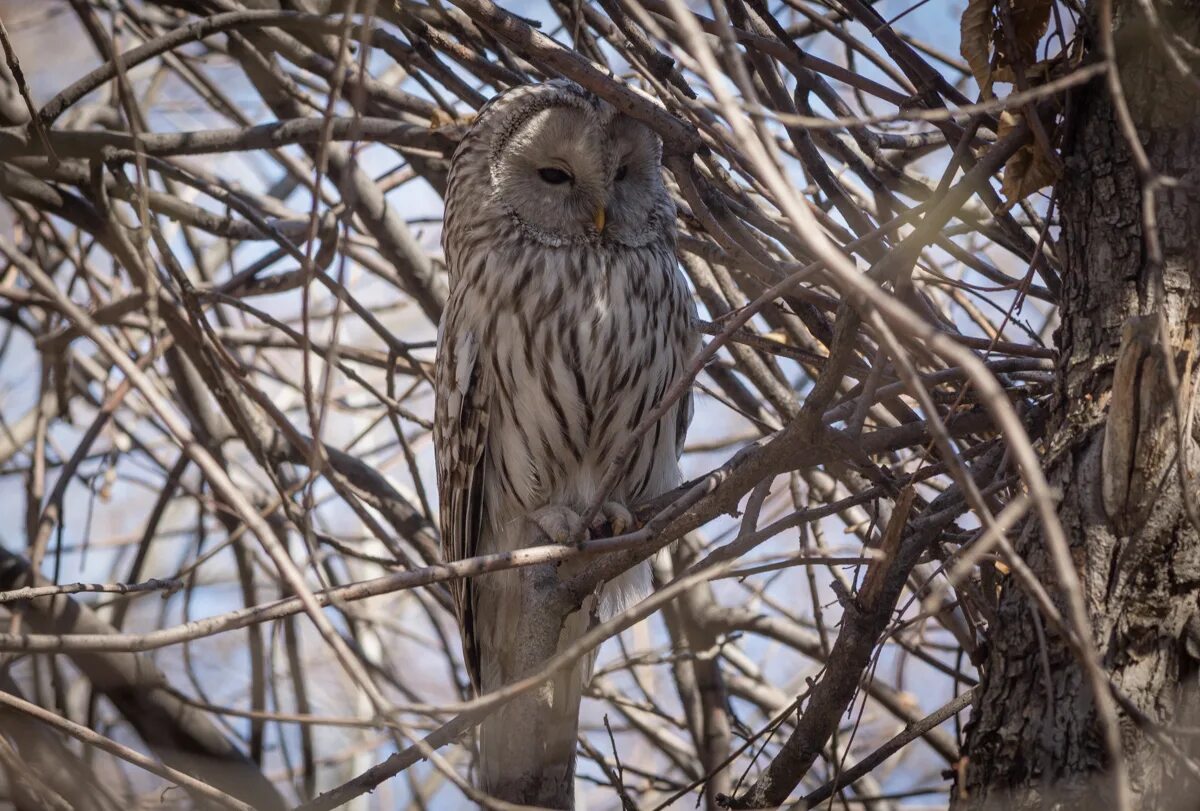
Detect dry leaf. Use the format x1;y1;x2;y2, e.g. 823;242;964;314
998;111;1059;202
1003;0;1054;69
961;0;1054;96
995;111;1020;148
1002;145;1057;201
960;0;996;97
428;108;456;129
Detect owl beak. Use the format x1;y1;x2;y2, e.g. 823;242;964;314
592;206;606;233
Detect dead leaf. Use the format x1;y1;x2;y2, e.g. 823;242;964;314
960;0;996;97
428;108;456;129
961;0;1054;95
1002;0;1054;70
1004;144;1057;201
997;111;1059;202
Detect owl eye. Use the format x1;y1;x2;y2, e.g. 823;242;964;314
537;167;573;185
615;164;629;182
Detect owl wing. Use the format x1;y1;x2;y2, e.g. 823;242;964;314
675;315;700;462
676;385;694;462
434;324;490;687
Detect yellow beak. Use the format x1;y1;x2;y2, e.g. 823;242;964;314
593;206;606;233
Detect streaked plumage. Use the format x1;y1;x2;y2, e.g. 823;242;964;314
434;80;695;803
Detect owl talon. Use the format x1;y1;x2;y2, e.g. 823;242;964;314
591;502;634;536
529;505;585;545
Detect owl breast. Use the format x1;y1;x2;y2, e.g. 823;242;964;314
457;233;693;550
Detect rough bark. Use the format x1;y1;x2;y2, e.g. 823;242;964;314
956;2;1200;808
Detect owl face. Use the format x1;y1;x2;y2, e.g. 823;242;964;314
483;82;673;248
604;115;671;247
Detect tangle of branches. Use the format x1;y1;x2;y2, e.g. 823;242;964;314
0;0;1096;808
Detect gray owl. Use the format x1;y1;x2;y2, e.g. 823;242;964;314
434;80;696;804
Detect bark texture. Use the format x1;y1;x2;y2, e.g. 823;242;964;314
957;2;1200;808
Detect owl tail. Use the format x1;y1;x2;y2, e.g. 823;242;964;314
476;607;596;810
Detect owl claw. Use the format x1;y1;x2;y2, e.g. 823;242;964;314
591;502;634;536
529;505;585;545
528;502;634;544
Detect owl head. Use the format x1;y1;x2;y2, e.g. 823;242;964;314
465;80;674;248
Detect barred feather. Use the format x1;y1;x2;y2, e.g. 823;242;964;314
434;80;695;803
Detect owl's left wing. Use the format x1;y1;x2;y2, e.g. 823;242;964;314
675;315;700;462
434;325;490;687
675;383;694;462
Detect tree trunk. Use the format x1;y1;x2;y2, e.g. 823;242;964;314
956;2;1200;808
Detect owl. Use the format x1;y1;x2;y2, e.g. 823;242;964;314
435;80;696;804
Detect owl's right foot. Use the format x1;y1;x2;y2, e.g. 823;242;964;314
529;505;585;545
590;502;633;536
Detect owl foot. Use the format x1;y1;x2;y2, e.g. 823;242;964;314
591;502;634;536
529;505;585;545
528;502;634;545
